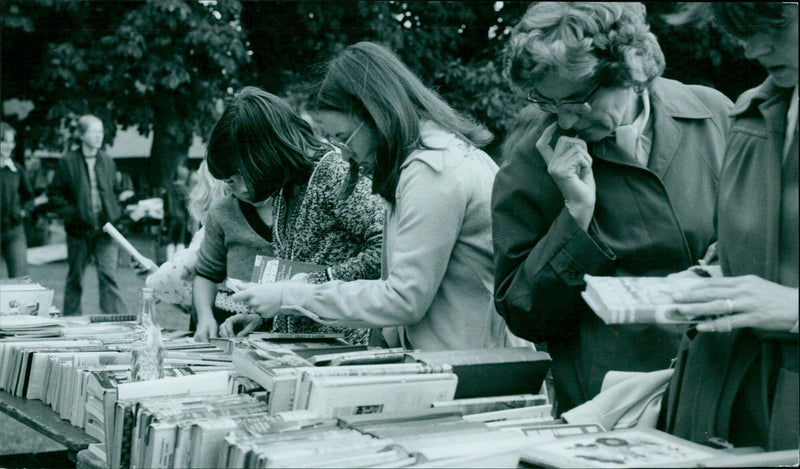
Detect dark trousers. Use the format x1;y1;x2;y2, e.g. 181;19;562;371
64;232;128;316
1;224;28;278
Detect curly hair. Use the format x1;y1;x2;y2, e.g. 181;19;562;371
503;2;665;92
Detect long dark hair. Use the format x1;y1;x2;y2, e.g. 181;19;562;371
312;41;492;205
206;86;330;202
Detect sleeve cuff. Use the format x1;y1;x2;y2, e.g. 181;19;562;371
548;210;616;286
195;271;225;284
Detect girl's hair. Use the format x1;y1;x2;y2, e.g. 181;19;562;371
187;160;227;225
205;86;331;202
711;3;795;38
312;41;492;205
503;2;665;92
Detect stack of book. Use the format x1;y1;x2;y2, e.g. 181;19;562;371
341;409;531;468
0;278;55;316
0;314;63;338
108;370;232;469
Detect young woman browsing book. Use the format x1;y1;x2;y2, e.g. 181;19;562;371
229;42;511;351
193;86;384;345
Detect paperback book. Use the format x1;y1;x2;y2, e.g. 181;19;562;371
582;275;725;325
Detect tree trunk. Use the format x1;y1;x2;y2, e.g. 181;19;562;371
148;120;190;194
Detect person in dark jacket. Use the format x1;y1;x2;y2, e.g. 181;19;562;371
492;2;733;414
49;115;128;316
1;122;34;278
662;2;798;451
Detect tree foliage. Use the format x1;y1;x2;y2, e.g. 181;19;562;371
2;0;250;188
2;0;765;173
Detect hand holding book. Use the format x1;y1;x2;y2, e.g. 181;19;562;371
669;275;799;333
583;274;799;332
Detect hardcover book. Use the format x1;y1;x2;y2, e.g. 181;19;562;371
404;347;551;399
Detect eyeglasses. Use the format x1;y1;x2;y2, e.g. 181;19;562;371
526;82;602;114
329;122;364;153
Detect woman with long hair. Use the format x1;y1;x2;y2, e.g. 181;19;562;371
230;42;510;351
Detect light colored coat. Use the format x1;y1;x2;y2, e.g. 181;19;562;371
280;121;508;351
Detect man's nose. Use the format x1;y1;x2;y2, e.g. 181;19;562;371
557;109;581;130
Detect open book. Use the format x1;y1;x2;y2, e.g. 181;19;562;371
581;275;722;325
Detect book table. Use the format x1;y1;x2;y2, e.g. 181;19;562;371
0;390;98;467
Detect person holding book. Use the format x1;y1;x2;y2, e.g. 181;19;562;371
492;2;733;414
229;41;510;351
194;86;384;345
660;3;798;451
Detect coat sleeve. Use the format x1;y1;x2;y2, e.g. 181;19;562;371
17;164;35;215
279;157;465;329
194;205;228;283
492;126;616;343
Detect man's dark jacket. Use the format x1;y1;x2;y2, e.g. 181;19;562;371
49;150;121;237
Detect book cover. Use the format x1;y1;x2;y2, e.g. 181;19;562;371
404;347;551;399
250;254;326;283
519;427;726;468
294;363;453;411
304;372;458;418
431;393;548;415
582;275;725;325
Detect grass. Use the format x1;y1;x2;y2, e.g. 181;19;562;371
0;226;189;455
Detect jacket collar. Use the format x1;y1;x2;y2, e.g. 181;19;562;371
399;121;454;173
647;78;714;176
592;78;712;175
649;77;714;120
730;77;793;133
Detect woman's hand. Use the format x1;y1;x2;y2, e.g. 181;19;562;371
290;272;310;283
670;275;799;332
231;283;284;318
193;318;218;342
219;313;264;338
667;264;723;279
547;136;596;230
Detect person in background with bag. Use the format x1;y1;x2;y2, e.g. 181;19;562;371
48;114;128;316
193;86;384;345
661;2;798;451
1;121;34;278
229;42;511;351
492;2;733;414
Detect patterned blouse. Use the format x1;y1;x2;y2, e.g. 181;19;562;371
268;151;384;345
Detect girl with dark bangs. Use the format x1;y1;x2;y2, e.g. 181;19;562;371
193;86;384;345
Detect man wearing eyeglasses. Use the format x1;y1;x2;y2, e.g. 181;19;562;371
491;2;735;415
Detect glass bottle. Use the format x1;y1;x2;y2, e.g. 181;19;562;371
131;287;164;381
